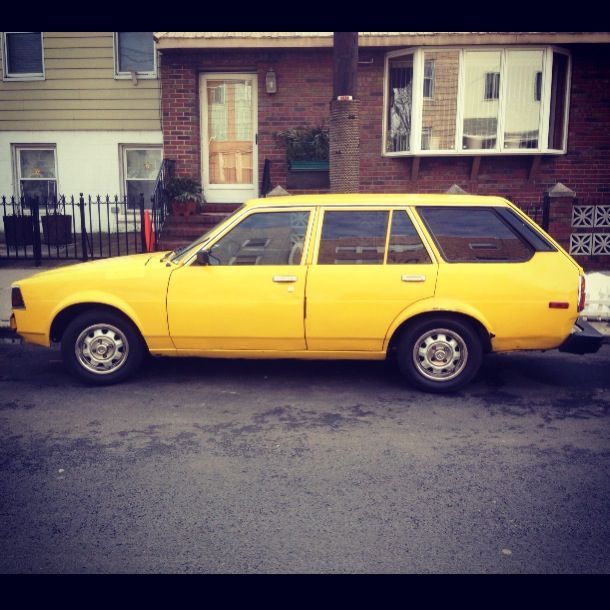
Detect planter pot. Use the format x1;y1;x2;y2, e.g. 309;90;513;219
171;200;199;216
286;160;330;189
41;214;73;246
288;160;330;171
3;215;34;247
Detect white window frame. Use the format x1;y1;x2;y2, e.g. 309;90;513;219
382;45;571;157
119;144;163;210
2;32;45;81
113;32;157;80
12;144;58;201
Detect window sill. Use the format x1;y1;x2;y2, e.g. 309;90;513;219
114;72;158;80
383;149;566;158
2;75;45;82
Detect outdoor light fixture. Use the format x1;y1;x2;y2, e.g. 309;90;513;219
265;68;277;94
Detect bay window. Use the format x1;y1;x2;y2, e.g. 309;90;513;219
384;46;571;156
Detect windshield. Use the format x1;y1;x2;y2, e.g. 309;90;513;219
169;204;246;263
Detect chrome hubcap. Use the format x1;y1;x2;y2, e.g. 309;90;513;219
75;324;129;375
412;328;468;382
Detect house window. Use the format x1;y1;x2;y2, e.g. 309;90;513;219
14;146;57;204
423;59;435;99
534;71;542;102
484;72;500;100
2;32;44;80
121;146;162;209
384;46;571;155
421;127;432;150
114;32;156;78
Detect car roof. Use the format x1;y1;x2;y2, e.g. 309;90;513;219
243;193;511;208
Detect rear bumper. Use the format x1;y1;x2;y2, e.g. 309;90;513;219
558;317;606;355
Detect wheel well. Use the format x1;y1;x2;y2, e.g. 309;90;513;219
387;311;493;357
50;303;143;344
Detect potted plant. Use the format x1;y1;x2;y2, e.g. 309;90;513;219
3;197;34;248
275;125;330;189
163;177;205;216
41;196;73;246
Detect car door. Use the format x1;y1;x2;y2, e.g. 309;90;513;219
305;207;438;352
166;208;313;351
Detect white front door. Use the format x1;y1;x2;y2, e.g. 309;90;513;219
201;73;258;203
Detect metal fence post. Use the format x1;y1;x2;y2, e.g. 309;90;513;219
31;196;42;267
139;193;147;253
542;193;551;232
79;193;88;262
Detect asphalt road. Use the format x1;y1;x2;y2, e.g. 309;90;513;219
1;342;609;573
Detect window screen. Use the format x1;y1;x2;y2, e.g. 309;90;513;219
418;207;534;262
387;211;431;264
5;33;43;75
117;32;154;73
318;211;388;265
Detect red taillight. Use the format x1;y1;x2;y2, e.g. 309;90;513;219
577;275;586;312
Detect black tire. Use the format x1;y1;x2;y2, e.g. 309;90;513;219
396;316;483;393
60;308;146;385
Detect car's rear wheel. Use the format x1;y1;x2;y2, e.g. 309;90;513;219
61;309;146;385
396;316;483;393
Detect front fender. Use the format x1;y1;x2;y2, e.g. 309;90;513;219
382;297;495;350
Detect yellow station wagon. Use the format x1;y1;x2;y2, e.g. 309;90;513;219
9;194;603;392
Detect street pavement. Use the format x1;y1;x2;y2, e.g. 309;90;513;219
1;341;609;573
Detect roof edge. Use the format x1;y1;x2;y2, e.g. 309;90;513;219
155;32;610;50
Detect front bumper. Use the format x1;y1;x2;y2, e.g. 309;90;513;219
558;317;606;355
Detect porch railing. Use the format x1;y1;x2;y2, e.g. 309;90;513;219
150;158;175;248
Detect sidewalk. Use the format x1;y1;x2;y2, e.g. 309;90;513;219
1;259;610;336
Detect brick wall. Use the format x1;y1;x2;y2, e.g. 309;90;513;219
160;44;610;266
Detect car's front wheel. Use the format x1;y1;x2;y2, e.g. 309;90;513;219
396;316;483;393
61;309;146;385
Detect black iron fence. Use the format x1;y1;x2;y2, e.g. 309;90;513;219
1;159;175;265
1;193;150;265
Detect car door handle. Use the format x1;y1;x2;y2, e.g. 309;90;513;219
273;275;298;283
401;274;426;282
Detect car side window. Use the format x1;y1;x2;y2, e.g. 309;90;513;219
318;211;389;264
205;211;310;265
417;207;535;262
387;211;432;264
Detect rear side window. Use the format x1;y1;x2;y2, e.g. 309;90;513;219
496;207;556;251
387;211;431;264
417;207;534;262
318;211;388;264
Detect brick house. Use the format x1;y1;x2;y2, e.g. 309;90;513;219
155;32;610;267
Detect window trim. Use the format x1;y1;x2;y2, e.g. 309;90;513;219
119;144;163;210
382;45;571;157
113;32;157;80
12;143;58;201
2;32;45;81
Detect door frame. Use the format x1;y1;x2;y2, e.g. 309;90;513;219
200;72;259;204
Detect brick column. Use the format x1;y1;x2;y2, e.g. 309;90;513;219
546;182;576;252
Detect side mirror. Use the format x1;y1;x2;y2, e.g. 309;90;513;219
196;250;211;266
